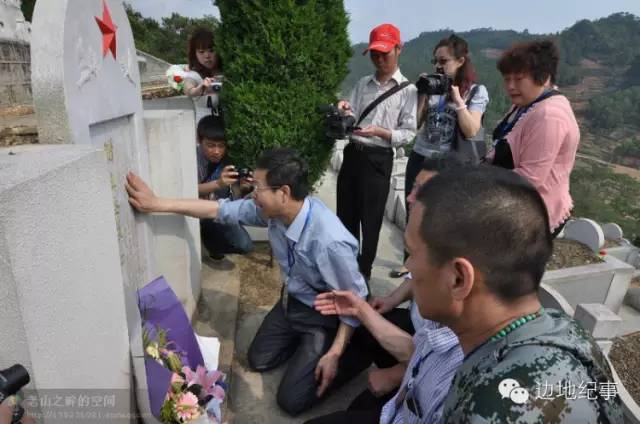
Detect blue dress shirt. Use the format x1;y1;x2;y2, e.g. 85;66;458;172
216;196;369;327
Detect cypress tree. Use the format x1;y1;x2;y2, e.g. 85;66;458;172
215;0;352;184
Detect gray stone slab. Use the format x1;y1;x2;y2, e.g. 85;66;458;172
542;255;634;313
0;145;131;420
574;303;622;339
563;218;604;253
624;288;640;312
31;1;159;419
603;223;624;241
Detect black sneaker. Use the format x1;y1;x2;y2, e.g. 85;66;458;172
209;252;225;260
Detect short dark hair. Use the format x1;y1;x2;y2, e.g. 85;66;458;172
256;149;309;201
421;153;466;174
197;114;226;143
415;166;552;301
497;39;559;85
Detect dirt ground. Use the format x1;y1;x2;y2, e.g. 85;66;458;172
610;332;640;407
141;84;180;100
236;242;282;315
547;239;604;271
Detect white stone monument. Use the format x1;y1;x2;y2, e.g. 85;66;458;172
563;218;605;253
144;108;202;317
31;0;158;420
602;223;624;241
0;145;131;422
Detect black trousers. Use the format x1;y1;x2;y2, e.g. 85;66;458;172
247;298;359;416
337;308;415;382
303;308;413;423
303;388;395;424
337;142;394;278
403;151;426;261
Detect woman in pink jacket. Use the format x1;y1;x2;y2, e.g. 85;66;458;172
489;40;579;236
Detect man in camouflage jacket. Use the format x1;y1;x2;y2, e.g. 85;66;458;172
404;166;623;423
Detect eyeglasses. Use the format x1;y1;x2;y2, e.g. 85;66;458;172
250;183;282;195
431;57;451;66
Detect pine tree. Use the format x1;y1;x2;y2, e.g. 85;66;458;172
215;0;352;184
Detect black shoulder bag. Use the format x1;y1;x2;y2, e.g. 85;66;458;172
452;84;486;164
354;80;412;128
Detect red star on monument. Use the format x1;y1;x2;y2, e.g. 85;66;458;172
95;0;117;59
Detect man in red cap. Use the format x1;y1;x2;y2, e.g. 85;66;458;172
337;23;417;282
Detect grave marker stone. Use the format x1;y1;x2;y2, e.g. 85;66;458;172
603;223;624;241
563;218;605;253
31;0;158;419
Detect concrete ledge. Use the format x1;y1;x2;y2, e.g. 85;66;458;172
192;256;242;419
143;95;195;112
539;283;575;316
573;303;622;339
542;255;635;313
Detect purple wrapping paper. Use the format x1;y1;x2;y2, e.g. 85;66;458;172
138;276;205;417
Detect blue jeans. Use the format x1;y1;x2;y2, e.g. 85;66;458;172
200;219;253;256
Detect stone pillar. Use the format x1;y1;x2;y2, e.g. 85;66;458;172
31;1;160;420
144;108;201;318
0;145;131;422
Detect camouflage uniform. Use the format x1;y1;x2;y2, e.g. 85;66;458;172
441;309;623;423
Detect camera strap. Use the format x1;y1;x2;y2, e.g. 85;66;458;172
356;81;411;127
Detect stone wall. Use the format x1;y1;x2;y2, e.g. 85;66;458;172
0;0;32;107
0;41;31;107
137;49;171;85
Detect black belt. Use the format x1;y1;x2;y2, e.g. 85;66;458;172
348;140;393;153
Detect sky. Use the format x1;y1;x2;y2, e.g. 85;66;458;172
127;0;640;44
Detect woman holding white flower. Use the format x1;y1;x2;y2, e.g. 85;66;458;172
183;28;224;122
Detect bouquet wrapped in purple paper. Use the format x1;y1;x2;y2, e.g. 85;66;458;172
138;276;226;423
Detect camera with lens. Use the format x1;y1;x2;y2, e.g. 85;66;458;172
236;167;252;180
0;365;30;423
317;104;358;140
415;72;452;96
211;81;222;92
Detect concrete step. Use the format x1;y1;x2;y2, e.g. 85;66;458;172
192;255;243;419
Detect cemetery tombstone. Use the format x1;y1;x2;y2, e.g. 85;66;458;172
31;0;158;419
563;218;605;253
603;223;624;241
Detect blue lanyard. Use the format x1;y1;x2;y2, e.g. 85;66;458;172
493;89;558;141
205;162;223;183
411;350;433;379
436;96;447;114
286;202;314;276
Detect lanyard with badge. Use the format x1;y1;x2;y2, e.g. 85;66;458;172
490;89;560;169
429;96;448;145
282;202;314;313
393;350;433;419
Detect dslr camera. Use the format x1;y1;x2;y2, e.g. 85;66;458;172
416;72;452;96
236;167;252;180
317;104;358;140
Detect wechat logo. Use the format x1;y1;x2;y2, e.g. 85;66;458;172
498;379;530;404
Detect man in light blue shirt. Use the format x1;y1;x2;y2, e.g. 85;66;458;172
126;148;368;416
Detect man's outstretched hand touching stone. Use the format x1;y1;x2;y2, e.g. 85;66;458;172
125;172;160;213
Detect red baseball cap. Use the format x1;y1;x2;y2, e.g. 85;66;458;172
362;23;401;55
